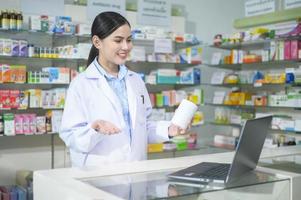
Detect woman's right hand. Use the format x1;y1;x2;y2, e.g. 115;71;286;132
91;120;121;135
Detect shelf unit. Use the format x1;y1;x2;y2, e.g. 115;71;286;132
0;29;202;172
206;34;301;149
210;35;301;50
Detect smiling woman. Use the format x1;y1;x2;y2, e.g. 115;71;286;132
59;11;189;168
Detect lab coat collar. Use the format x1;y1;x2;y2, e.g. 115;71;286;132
85;58;134;79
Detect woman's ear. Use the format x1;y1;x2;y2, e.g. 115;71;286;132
92;35;102;49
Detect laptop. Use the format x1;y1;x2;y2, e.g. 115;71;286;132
168;115;272;184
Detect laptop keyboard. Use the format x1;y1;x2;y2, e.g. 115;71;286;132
198;162;231;179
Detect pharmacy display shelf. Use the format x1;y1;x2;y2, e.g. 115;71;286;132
0;132;58;137
0;29;202;48
208;121;242;127
0;28;89;38
0;55;87;63
147;144;219;159
132;38;201;49
208;120;301;135
209;35;301;50
126;60;200;68
205;59;301;70
1;83;69;90
0;28;204;170
209;143;235;150
209;83;301;88
0;56;199;68
146;83;200;92
148;145;204;154
0;107;64;112
206;103;301;110
269;129;301;136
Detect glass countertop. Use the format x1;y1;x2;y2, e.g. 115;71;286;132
80;168;288;200
259;154;301;174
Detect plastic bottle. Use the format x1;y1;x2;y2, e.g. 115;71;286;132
16;11;23;30
1;10;9;30
46;116;52;133
0;10;3;29
27;44;34;57
9;10;17;30
0;115;4;135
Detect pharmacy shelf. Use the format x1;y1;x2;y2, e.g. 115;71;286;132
205;59;301;69
146;83;200;92
148;145;204;154
126;61;200;69
0;132;57;137
1;83;69;89
209;35;301;50
0;56;200;67
133;38;201;49
208;121;301;136
209;83;301;88
0;28;89;38
0;28;201;49
0;108;64;112
209;143;235;150
209;121;242;127
0;55;87;63
269;129;301;135
206;103;301;110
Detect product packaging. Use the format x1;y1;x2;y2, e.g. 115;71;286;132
171;99;198;129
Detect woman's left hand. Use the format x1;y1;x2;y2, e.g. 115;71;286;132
168;123;191;137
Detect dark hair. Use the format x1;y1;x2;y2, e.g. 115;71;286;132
87;12;131;67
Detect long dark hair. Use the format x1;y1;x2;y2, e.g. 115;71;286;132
87;12;131;67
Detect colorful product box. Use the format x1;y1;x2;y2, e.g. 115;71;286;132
284;40;291;60
18;90;29;109
180;68;201;84
269;41;276;61
3;39;12;56
36;116;46;134
2;64;11;82
4;113;15;136
29;114;37;135
0;64;2;82
10;65;26;83
12;40;19;56
29;15;42;31
19;40;28;57
54;16;72;33
0;39;4;55
14;114;23;134
1;90;10;109
291;40;299;60
278;41;284;60
10;90;20;109
299;41;301;59
22;114;30;135
28;89;42;108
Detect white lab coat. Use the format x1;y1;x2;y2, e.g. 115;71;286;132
60;62;170;167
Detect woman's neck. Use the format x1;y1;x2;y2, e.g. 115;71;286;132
98;57;119;77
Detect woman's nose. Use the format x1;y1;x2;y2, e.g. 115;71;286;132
121;41;131;50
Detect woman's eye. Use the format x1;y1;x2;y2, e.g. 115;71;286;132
115;40;122;43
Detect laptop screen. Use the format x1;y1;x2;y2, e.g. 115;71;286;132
226;115;272;183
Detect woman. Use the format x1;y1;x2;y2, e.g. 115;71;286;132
60;12;187;167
